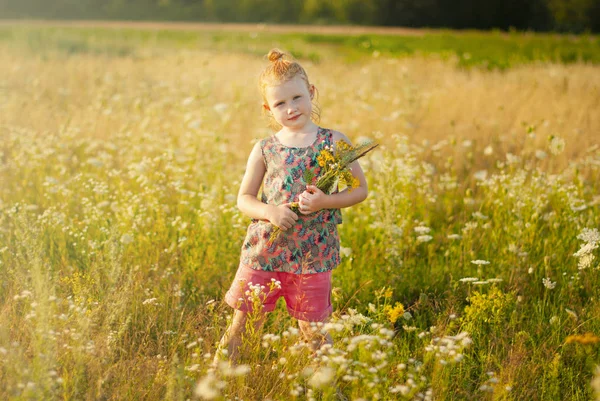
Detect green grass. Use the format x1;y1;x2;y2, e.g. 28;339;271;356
1;24;599;68
304;30;600;68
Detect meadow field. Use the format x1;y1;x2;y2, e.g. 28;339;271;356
0;23;599;400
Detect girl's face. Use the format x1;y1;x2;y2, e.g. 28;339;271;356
264;75;314;131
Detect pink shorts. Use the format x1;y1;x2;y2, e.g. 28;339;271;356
224;264;332;322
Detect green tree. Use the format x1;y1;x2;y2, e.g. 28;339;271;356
547;0;596;32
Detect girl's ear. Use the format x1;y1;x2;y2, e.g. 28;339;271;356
309;85;315;99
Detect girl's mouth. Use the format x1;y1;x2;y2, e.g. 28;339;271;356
288;114;300;121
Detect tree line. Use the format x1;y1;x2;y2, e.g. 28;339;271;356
1;0;598;33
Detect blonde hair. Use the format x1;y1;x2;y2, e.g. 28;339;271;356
259;48;321;127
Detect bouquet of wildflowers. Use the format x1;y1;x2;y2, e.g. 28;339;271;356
268;139;379;245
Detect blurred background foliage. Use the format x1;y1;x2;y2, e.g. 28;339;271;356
1;0;599;33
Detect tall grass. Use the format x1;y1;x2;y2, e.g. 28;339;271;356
0;27;599;400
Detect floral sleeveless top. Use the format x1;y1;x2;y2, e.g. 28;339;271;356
239;127;342;274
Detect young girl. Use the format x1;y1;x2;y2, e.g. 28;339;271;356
215;48;368;363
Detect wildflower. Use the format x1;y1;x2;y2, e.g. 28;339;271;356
459;277;479;283
483;145;493;156
346;311;370;326
472;212;488;220
384;302;405;324
463;222;478;232
506;153;521;165
416;235;433;243
340;246;353;258
185;364;200;372
542;278;556;289
574;242;598;258
565;332;600;345
474;170;488;181
316;148;335;169
195;373;224;400
223;364;251;377
548;135;565;155
414;226;431;234
268;278;282;289
308;366;335;388
390;385;411;395
565;308;578;319
577;228;600;245
578;254;596;270
471;260;490;265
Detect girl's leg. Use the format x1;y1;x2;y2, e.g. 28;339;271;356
297;319;333;353
214;309;266;366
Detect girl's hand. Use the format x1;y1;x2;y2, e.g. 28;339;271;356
267;203;298;230
298;185;328;215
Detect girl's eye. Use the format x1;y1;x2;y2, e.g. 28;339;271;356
274;102;283;107
294;96;301;100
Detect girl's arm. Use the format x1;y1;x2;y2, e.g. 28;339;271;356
298;131;368;214
237;142;298;230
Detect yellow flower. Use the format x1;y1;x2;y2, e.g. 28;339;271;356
316;149;335;168
384;302;405;324
349;174;359;189
336;140;353;153
340;169;359;191
565;332;600;345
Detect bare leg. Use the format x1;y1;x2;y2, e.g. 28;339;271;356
298;319;333;354
213;309;265;366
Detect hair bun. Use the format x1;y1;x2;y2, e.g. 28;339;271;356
267;49;285;63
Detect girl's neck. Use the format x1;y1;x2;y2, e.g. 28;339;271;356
278;121;319;137
275;124;320;148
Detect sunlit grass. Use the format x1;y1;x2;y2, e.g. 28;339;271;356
1;23;599;68
0;25;599;400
